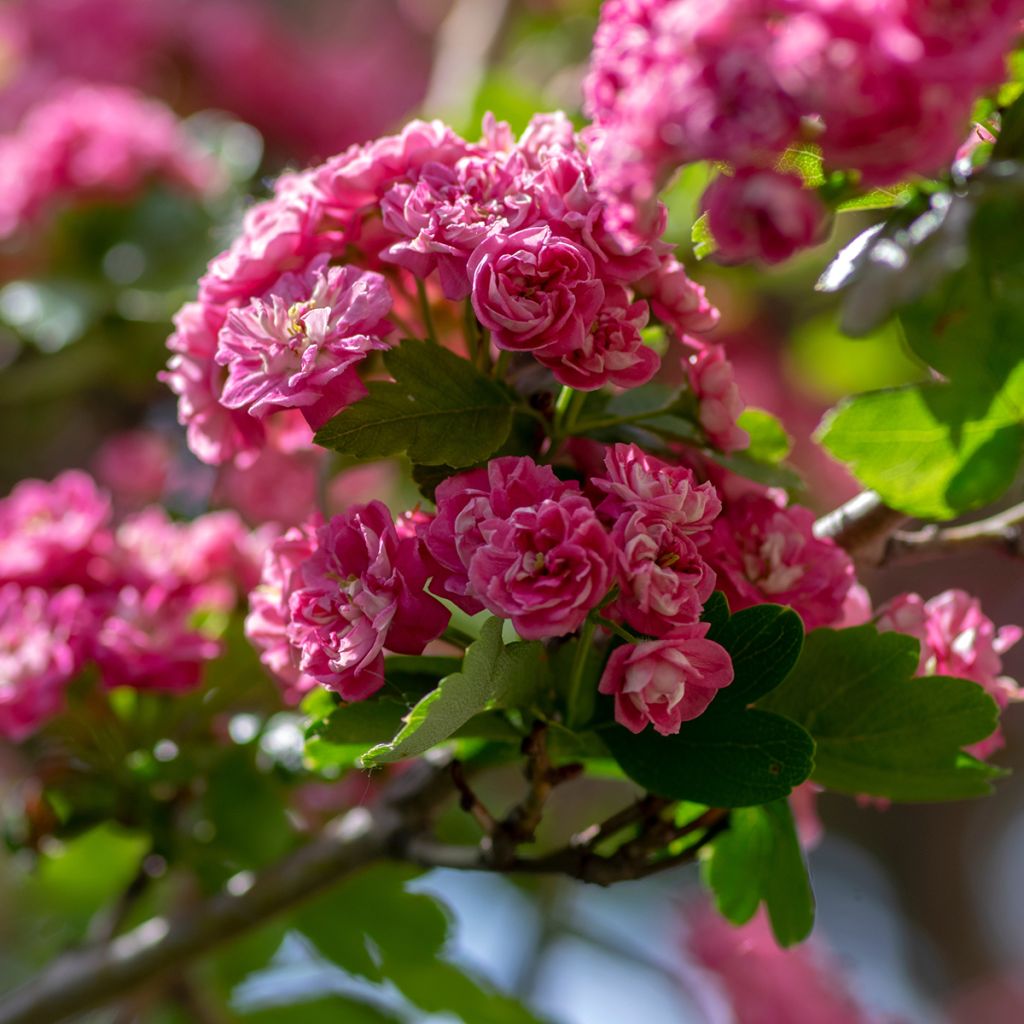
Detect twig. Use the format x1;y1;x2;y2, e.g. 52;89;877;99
813;491;910;559
450;760;499;834
882;499;1024;565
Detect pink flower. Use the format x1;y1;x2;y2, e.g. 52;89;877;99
215;443;322;527
92;430;174;511
93;584;221;693
217;255;392;429
245;522;320;704
288;502;450;701
425;456;574;614
0;584;87;740
161;301;266;466
537;285;659;391
636;256;719;338
0;470;112;588
687;343;750;454
595;443;722;528
877;589;1022;759
380;154;536;300
599;622;733;735
467;492;614;640
704;492;854;630
686;904;889;1024
608;511;716;636
701;168;829;265
469;225;605;357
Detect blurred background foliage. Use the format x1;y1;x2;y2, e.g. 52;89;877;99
1;2;1023;1022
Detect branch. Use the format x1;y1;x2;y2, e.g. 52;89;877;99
881;500;1024;565
0;756;454;1024
813;490;910;559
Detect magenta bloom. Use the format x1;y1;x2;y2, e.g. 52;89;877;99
609;511;716;636
637;255;719;338
538;285;659;391
467;492;613;640
381;155;536;300
92;430;173;512
599;622;733;736
877;589;1022;759
93;584;221;694
686;343;750;453
0;470;112;588
703;492;854;630
595;443;721;529
245;523;321;704
288;501;450;701
217;255;392;429
469;225;605;357
425;456;575;614
0;584;87;741
701;168;829;266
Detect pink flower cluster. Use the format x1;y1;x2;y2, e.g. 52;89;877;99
0;471;263;741
246;502;450;704
584;0;1024;259
703;487;855;631
164;113;717;466
877;589;1022;759
0;84;218;240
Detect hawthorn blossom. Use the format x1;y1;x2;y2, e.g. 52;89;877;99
704;491;854;630
538;285;659;391
288;502;450;701
599;623;733;735
637;256;719;338
425;456;574;614
467;492;614;640
595;443;722;528
0;584;87;740
245;523;320;704
217;256;393;429
700;168;829;265
468;225;605;356
0;470;112;588
686;343;750;453
877;589;1022;758
608;511;716;635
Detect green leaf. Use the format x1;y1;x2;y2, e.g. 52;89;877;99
701;800;815;947
361;618;546;766
314;340;514;467
296;862;447;982
759;626;1002;800
736;408;792;464
691;212;716;260
600;605;813;807
308;699;408;746
820;379;1024;519
835;182;914;212
777;142;826;188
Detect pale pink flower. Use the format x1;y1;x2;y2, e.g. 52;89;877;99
877;589;1022;759
0;470;112;588
469;225;605;357
686;903;890;1024
599;622;733;735
608;510;716;636
687;343;750;454
92;430;174;511
701;168;829;265
0;584;88;740
288;502;450;701
595;443;722;529
467;492;614;640
538;285;659;391
425;456;575;614
217;255;392;429
245;522;320;704
704;492;854;630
